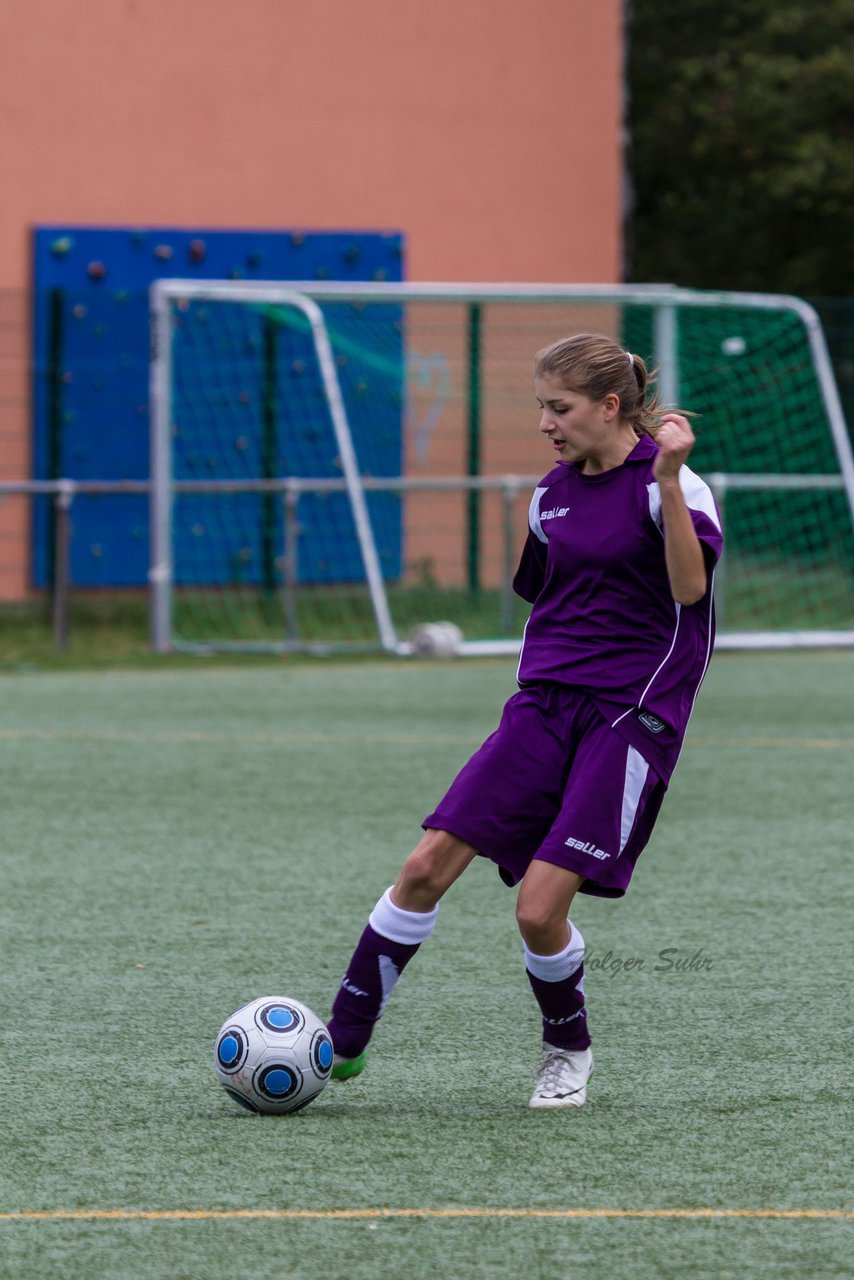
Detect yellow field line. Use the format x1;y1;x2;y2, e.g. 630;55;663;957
0;1207;850;1222
0;728;851;749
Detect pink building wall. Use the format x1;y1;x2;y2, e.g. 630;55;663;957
1;0;623;598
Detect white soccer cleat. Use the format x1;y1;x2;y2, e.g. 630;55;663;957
529;1046;593;1109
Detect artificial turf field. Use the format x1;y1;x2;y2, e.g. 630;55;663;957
0;652;851;1279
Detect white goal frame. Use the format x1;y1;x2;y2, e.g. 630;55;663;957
150;284;397;652
149;281;854;654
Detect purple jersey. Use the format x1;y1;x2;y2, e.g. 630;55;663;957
513;434;723;783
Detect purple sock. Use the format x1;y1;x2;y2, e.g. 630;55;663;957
524;926;592;1051
328;888;438;1058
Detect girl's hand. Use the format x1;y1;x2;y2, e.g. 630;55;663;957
653;414;695;482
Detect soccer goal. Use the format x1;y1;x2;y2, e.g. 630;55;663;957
149;281;854;654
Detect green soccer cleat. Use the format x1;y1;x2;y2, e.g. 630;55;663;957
331;1051;367;1082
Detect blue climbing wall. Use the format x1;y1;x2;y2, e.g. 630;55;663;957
32;226;404;588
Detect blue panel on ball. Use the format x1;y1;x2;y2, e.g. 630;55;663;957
267;1007;296;1030
217;1034;240;1066
263;1068;295;1096
317;1039;334;1070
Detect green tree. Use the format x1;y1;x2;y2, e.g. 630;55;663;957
626;0;854;294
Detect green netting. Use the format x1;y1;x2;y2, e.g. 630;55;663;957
623;303;854;628
622;305;838;472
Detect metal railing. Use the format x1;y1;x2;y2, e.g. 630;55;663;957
2;475;541;650
2;470;851;652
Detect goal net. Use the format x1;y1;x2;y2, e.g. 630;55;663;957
149;282;854;653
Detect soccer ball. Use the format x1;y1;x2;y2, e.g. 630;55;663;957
214;995;334;1115
410;620;463;657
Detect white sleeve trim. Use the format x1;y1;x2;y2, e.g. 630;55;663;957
679;465;722;530
646;482;663;532
647;469;721;533
529;486;549;544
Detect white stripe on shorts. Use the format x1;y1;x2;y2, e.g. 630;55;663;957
619;746;650;855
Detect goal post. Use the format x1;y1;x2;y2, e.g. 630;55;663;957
149;281;854;654
150;283;397;652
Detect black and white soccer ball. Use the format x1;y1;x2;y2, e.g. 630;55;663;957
214;995;334;1115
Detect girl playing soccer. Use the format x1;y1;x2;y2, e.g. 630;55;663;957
327;332;723;1108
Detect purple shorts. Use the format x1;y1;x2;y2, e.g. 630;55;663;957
423;684;666;898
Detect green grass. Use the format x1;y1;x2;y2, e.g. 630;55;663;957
0;654;851;1278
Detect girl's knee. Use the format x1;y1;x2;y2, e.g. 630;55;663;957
515;892;559;941
516;862;583;949
394;830;475;910
398;846;442;898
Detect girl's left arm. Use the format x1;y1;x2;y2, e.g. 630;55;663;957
654;414;709;606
